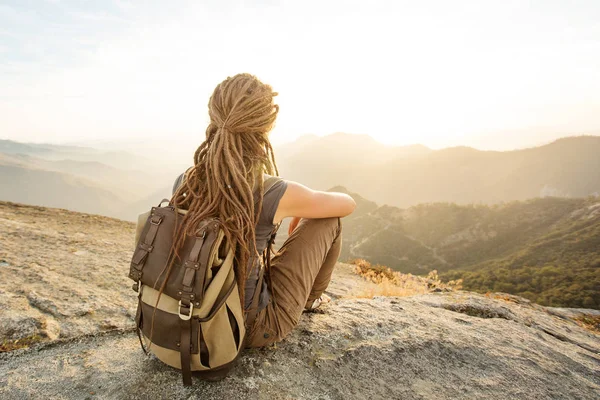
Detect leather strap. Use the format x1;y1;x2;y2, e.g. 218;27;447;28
130;214;163;280
157;198;170;207
245;266;265;329
244;175;281;329
178;230;207;386
178;231;207;316
199;326;210;367
134;298;148;355
245;220;280;332
180;318;192;386
181;234;206;294
264;223;281;324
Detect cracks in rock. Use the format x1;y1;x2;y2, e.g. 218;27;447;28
532;323;600;355
442;303;516;321
25;291;64;318
438;299;599;355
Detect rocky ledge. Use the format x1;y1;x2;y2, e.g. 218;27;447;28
1;201;599;399
1;287;599;399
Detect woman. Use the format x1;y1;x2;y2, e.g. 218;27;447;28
170;73;356;349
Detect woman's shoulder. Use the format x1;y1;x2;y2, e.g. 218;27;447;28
261;174;289;198
259;174;288;226
262;173;285;188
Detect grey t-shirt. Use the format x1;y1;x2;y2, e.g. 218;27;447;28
172;172;288;313
243;177;287;312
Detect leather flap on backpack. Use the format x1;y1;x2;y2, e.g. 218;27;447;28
134;210;151;251
134;214;223;302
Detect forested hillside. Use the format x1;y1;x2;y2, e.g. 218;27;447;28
338;189;600;308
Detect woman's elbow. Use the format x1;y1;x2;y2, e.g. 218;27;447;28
341;195;356;217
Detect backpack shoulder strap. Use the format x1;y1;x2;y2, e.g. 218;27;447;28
245;265;265;330
172;167;194;196
245;175;283;329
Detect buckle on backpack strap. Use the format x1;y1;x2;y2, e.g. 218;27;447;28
150;216;163;225
178;300;193;320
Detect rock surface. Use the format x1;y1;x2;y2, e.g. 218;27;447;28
1;201;599;399
0;202;137;345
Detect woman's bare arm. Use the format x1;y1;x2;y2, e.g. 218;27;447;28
273;181;356;224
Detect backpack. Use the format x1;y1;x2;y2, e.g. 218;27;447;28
129;175;280;385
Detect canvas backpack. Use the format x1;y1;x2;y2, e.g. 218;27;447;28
128;176;280;385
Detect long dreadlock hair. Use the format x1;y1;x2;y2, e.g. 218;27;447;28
156;73;279;313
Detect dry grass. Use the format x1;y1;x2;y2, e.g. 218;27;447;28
574;314;600;334
350;259;462;298
485;292;531;304
0;335;43;352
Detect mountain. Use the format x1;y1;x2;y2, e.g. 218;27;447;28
278;134;600;207
277;132;431;162
3;134;599;222
0;201;598;399
0;164;125;218
277;133;432;194
0;139;187;220
118;184;174;222
336;188;600;309
0;139;155;171
0;152;155;201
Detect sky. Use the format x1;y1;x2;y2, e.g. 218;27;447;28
1;0;600;150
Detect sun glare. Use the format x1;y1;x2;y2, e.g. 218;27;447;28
1;1;599;150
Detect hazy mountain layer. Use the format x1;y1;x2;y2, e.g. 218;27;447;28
0;164;125;218
278;135;600;207
0;140;184;220
0;152;156;202
2;135;599;221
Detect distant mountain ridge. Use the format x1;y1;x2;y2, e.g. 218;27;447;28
278;134;600;207
0;139;182;220
0;164;124;217
1;134;599;222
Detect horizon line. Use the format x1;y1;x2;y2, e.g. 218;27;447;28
2;131;600;153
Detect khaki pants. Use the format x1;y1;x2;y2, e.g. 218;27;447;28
246;217;342;348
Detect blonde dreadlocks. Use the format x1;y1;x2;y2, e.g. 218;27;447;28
161;73;279;309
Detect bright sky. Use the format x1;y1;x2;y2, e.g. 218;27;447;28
1;0;600;150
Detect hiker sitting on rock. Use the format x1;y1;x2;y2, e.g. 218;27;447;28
170;73;356;348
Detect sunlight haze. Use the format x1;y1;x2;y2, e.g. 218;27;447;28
1;0;600;150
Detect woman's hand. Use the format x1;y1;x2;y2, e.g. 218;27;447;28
288;216;302;235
